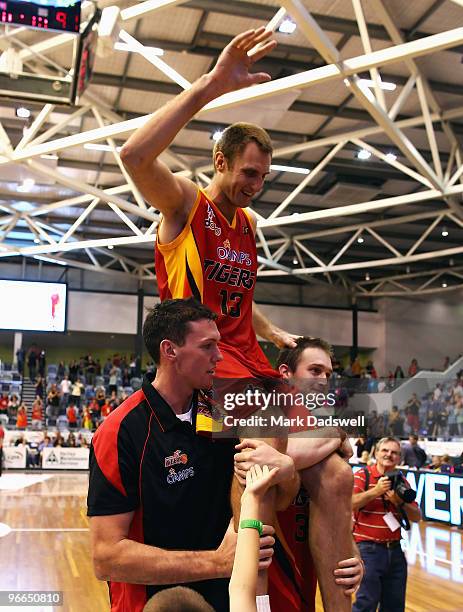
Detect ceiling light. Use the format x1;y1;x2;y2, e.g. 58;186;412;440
16;107;30;119
385;152;397;162
114;42;164;56
442;281;447;288
441;227;449;237
365;272;370;281
449;258;454;266
211;130;224;142
84;143;122;153
406;266;411;274
357;149;371;161
358;78;396;91
33;237;40;244
40;154;58;160
292;256;298;265
108;245;114;249
271;164;310;175
278;18;297;34
17;178;35;192
357;236;364;244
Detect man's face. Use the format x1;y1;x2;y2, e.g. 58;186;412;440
279;347;333;393
216;141;271;208
170;319;223;390
376;441;401;471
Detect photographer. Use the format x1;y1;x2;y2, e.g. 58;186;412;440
352;437;421;612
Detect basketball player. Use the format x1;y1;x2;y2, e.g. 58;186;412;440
121;28;353;610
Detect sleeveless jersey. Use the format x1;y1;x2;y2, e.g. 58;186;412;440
269;487;317;612
155;189;276;378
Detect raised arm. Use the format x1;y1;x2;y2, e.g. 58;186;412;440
120;28;276;224
90;511;236;584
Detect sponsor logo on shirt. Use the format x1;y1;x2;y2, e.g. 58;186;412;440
166;466;195;484
164;449;188;467
216;245;252;267
205;203;222;236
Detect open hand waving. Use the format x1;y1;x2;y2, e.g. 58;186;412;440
210;27;277;95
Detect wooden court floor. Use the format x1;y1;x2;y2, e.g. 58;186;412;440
0;472;461;612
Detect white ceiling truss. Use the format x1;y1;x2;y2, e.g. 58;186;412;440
0;0;463;299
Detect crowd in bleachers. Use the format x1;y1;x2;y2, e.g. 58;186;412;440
0;350;152;432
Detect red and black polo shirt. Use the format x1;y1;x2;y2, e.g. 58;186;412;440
87;374;236;612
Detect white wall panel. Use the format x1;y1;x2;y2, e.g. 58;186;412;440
68;291;138;334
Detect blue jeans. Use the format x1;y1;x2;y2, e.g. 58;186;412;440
353;541;407;612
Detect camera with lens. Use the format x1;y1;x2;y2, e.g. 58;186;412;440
384;470;416;503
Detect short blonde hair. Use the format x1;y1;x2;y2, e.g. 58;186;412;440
213;122;273;168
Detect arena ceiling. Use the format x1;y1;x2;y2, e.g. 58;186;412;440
1;0;463;299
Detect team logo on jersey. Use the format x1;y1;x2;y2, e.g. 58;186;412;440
223;239;231;249
205;203;221;236
243;225;249;234
165;449;188;467
166;466;195;485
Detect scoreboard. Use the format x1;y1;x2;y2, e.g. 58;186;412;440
0;0;80;33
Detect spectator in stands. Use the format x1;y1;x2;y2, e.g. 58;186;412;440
355;436;372;459
89;398;101;431
103;357;112;376
402;434;427;468
57;361;65;379
38;435;53;464
448;403;459;438
428;455;442;471
67;403;78;429
108;367;118;395
8;394;19;426
16;403;27;429
54;432;65;447
86;355;97;386
31;397;43;430
365;360;377;379
70;379;84;408
433;384;442;402
408;358;419;377
443;356;450;370
16;347;25;375
439;454;452;473
101;401;111;420
351;357;362;377
67;433;77;448
405;393;421;434
456;397;463;435
0;393;8;418
38;350;46;378
82;405;92;430
388;405;404;436
394;365;405;379
35;375;44;400
435;403;449;438
425;408;437;438
46;384;60;420
69;360;78;383
27;346;38;381
59;375;71;411
368;409;383;439
108;391;119;412
95;387;106;409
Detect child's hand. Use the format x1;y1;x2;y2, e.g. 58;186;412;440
244;464;280;498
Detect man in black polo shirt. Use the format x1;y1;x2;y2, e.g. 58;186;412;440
87;298;274;611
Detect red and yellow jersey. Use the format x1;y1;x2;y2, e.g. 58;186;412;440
155;189;276;379
269;488;317;612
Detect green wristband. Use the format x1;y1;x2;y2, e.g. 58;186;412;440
240;519;263;536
